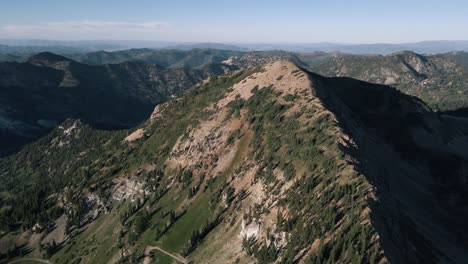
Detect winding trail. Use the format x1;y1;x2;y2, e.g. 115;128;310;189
143;246;188;264
8;258;51;264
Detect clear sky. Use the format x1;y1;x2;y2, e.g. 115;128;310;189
0;0;467;43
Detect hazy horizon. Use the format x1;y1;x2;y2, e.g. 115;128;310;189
2;39;468;45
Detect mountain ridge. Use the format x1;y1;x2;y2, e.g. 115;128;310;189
0;50;305;155
1;60;468;263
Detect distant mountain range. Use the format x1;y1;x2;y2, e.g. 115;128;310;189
256;40;468;54
170;40;468;54
2;39;468;55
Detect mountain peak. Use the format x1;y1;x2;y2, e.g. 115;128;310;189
216;60;312;109
388;50;421;57
27;52;74;66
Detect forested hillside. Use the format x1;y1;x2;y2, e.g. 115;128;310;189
1;61;467;263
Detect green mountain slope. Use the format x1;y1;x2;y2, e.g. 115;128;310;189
1;61;468;263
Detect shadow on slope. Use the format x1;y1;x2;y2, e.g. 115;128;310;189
0;52;240;156
307;70;468;263
442;107;468;119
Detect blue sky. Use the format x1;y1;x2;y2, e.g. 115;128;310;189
0;0;467;43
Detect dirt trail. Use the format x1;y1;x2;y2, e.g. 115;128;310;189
143;246;188;264
8;258;51;264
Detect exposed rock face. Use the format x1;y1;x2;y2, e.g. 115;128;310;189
112;178;146;202
124;128;145;142
239;219;261;239
218;61;312;107
50;120;81;148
